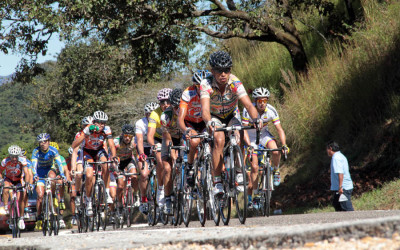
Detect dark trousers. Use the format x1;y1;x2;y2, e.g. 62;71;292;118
332;189;354;211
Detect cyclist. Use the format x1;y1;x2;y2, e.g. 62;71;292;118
19;149;35;220
65;147;78;225
114;124;140;212
32;133;66;224
200;51;262;196
49;141;69;229
178;70;211;187
0;145;30;230
242;88;289;199
135;102;159;214
71;115;93;205
147;88;172;208
71;111;118;216
160;88;183;215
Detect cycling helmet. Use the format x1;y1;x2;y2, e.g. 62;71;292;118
20;149;26;157
50;141;59;150
8;145;22;156
169;88;183;107
93;110;108;122
144;102;159;114
252;87;270;99
37;133;50;142
157;88;173;101
209;51;233;68
192;70;212;84
68;147;73;155
82;116;94;125
122;124;135;135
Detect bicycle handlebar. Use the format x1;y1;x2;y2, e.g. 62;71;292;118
215;125;254;132
38;177;62;181
254;147;288;161
88;161;114;164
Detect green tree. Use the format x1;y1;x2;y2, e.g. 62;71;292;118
1;0;349;78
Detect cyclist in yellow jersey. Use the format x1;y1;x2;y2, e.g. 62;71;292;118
147;88;172;208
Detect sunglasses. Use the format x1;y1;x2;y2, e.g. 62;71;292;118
39;140;49;144
123;134;134;138
256;99;268;105
94;120;106;124
10;155;19;159
159;100;171;106
213;68;231;74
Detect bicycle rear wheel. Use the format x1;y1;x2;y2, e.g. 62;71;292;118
233;145;247;224
12;202;19;238
265;165;273;217
146;178;157;226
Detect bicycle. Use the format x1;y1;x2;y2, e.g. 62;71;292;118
38;177;61;236
213;124;254;225
190;131;218;227
2;184;25;238
71;171;86;233
87;160;113;232
253;147;287;216
167;141;188;226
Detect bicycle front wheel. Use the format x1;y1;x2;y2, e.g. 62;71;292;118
146;177;157;226
233;145;247;224
12;202;19;238
98;182;108;231
196;159;207;227
125;187;133;228
172;163;181;226
265;165;273;217
207;162;220;226
182;163;193;227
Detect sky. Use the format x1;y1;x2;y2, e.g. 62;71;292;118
0;34;65;76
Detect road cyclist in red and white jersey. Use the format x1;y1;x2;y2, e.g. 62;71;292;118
147;88;173;209
136;102;159;214
242;88;289;201
71;111;118;216
70;115;93;209
200;51;263;196
178;70;211;187
0;145;30;230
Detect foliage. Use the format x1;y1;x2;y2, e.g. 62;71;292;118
0;0;360;80
30;41;140;142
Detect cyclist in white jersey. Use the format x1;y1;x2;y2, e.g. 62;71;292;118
242;87;289;202
135;102;159;214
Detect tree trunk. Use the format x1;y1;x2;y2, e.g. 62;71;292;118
285;42;308;75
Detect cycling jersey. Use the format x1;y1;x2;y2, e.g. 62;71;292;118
114;136;135;161
31;146;64;179
81;125;113;150
180;85;203;123
200;74;248;119
148;107;164;140
1;157;28;182
242;103;280;144
160;106;181;139
135;117;151;147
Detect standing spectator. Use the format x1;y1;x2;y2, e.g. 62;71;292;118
326;141;354;211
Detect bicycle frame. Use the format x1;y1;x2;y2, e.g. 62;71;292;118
3;185;24;238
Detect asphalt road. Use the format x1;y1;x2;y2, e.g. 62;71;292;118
1;210;400;249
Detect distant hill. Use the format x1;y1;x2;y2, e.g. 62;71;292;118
0;74;13;85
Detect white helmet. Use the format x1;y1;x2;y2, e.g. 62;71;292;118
157;88;173;101
8;145;22;156
93;111;108;122
144;102;159;114
82;116;94;125
68;147;73;155
252;87;270;99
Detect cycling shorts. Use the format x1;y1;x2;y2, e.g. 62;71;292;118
36;167;56;186
83;148;108;168
118;158;136;172
161;137;181;159
4;178;23;188
185;120;206;133
211;114;241;128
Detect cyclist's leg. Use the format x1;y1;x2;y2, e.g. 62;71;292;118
211;117;225;182
36;183;45;217
3;179;12;211
248;149;259;194
116;174;125;207
128;162;139;193
267;140;280;168
16;184;25;216
138;160;150;201
98;151;110;195
155;144;164;187
75;155;84;197
161;138;174;197
85;157;95;199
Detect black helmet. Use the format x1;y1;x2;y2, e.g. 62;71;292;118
121;124;135;135
209;51;233;68
169;88;183;107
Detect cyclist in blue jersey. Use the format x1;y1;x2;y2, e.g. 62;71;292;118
31;133;66;220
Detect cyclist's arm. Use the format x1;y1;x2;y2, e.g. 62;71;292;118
274;123;287;146
54;154;66;179
31;153;39;179
147;127;156;146
240;95;259;121
71;146;79;173
200;97;211;125
71;132;86;149
108;138;117;158
178;105;188;133
136;132;145;155
23;166;30;184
